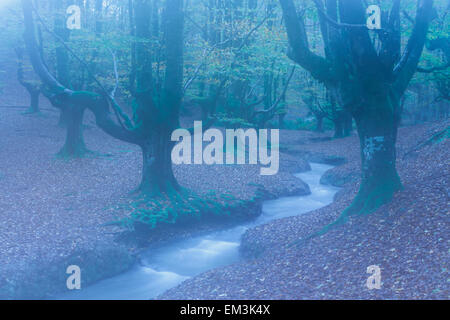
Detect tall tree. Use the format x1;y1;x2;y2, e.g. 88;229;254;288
133;0;184;193
279;0;435;219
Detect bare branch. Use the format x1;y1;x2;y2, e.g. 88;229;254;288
183;39;231;93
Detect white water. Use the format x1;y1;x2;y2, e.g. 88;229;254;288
59;163;338;300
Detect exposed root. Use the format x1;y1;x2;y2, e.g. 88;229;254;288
290;174;403;247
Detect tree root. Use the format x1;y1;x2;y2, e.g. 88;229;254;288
290;174;402;247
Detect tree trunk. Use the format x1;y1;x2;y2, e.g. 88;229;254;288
316;115;324;132
278;0;433;231
57;107;89;158
139;130;179;195
58;109;69;127
333;114;343;138
343;99;402;217
29;90;40;113
278;113;286;129
343;111;353;136
438;100;449;119
333;110;352;137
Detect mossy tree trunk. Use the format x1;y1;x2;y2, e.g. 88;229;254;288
131;0;184;195
29;89;40;113
316;114;324;132
333;110;352;138
140;130;180;194
57;106;88;158
344;97;402;217
333;112;344;138
58;107;70;127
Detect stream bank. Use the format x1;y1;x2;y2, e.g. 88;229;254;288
159;122;449;300
59;163;338;299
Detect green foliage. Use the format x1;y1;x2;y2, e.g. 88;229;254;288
215;114;254;128
113;189;253;231
183;0;296;124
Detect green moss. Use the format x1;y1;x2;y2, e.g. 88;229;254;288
343;172;402;218
113;189;245;231
291;168;403;247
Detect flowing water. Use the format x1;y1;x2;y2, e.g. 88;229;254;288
60;163;339;300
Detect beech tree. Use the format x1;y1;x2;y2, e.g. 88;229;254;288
21;0;184;194
279;0;435;218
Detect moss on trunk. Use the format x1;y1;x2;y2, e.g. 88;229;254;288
22;89;40;114
138;132;180;195
57;107;90;158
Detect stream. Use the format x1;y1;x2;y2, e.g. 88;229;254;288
60;163;339;300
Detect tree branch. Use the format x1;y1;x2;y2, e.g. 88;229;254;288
312;0;379;30
21;0;142;145
30;2;133;130
393;0;435;95
279;0;333;83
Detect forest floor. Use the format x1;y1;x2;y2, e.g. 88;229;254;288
0;104;310;299
159;119;450;300
0;79;448;299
